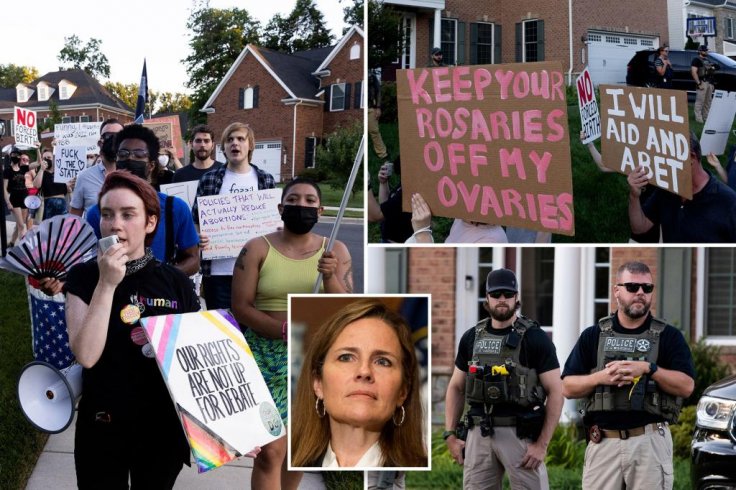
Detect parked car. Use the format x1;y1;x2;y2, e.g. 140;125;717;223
691;374;736;489
626;49;736;93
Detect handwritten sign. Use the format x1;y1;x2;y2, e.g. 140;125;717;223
54;122;102;155
396;62;575;236
701;90;736;156
144;115;184;157
600;85;692;199
14;106;38;148
144;121;173;149
53;146;87;183
140;310;284;472
197;189;283;260
160;180;199;209
577;68;601;144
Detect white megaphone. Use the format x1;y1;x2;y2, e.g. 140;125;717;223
18;361;82;433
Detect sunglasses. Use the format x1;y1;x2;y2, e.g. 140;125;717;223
616;282;654;294
488;290;516;299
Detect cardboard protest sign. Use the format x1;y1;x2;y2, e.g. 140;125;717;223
197;189;283;260
144;115;184;157
701;90;736;156
600;85;692;199
396;62;575;236
577;68;601;144
14;106;39;148
140;310;284;472
54;122;102;155
53;146;87;183
160;181;199;209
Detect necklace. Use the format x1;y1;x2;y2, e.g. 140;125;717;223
125;248;155;276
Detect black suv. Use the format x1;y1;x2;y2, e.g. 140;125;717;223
626;49;736;92
691;375;736;489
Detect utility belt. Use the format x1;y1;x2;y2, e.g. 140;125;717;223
458;407;545;442
587;422;667;444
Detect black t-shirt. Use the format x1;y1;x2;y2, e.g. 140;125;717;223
455;318;560;416
172;161;224;183
40;170;68;197
379;186;414;243
64;258;200;463
3;164;29;194
691;56;713;82
561;313;695;429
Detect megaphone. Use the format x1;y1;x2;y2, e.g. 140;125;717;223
17;361;82;433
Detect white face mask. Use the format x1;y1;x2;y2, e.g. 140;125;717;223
157;154;169;167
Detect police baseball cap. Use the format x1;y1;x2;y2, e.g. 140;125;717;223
698;45;709;52
432;47;442;55
486;268;518;293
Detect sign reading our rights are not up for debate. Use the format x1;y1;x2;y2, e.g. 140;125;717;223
396;62;575;236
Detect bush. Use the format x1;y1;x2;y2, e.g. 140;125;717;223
380;81;397;123
545;423;587;469
298;166;328;182
687;338;732;406
315;121;363;195
323;471;363;490
671;405;697;460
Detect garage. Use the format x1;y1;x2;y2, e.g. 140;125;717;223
251;141;282;182
587;31;658;85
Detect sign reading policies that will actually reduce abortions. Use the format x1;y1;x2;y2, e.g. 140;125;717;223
600;85;692;199
396;62;575;236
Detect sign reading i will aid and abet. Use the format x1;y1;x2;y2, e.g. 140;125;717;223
396;62;575;236
197;189;282;260
600;85;692;199
53;146;87;183
14;107;38;147
576;68;601;144
54;122;102;155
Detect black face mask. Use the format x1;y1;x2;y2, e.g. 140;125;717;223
116;159;148;180
43;158;53;166
10;156;20;164
100;136;117;161
281;205;319;234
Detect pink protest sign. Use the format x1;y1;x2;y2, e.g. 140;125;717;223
396;62;575;236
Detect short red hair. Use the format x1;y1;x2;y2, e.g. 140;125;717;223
98;170;160;246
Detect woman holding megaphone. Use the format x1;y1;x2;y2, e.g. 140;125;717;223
64;171;200;489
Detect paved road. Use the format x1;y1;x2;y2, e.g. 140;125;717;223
314;219;364;293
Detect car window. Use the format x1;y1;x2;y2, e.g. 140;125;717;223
669;51;691;66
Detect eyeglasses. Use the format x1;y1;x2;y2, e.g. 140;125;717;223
488;290;516;299
616;282;654;294
100;132;116;141
117;149;149;159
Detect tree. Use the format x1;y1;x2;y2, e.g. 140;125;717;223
104;81;138;109
58;35;111;79
182;5;262;125
263;0;335;53
341;0;363;29
315;121;362;195
0;64;39;88
156;92;192;114
38;99;62;133
367;0;403;69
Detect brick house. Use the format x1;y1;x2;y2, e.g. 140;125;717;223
669;0;736;57
201;26;364;182
380;0;668;85
366;246;736;424
0;69;134;149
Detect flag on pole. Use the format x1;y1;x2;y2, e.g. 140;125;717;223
134;59;148;124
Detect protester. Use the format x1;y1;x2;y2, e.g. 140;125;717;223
562;261;695;490
627;131;736;242
64;170;200;489
85;124;200;275
654;46;674;88
444;269;563;488
34;147;70;219
375;157;413;242
291;300;426;468
691;45;715;123
4;148;31;244
150;150;175;191
192;122;275;310
70;118;124;216
24;155;40;229
172;125;223;183
231;178;353;488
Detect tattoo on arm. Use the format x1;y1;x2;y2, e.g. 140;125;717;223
343;261;353;293
235;247;248;270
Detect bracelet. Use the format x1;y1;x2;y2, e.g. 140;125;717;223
411;226;432;237
281;321;287;342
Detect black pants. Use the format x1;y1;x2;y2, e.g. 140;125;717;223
202;274;232;311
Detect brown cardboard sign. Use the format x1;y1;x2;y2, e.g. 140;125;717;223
396;62;574;236
143;115;184;158
600;85;692;199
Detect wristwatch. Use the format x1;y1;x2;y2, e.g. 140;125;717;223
649;362;658;377
442;430;457;440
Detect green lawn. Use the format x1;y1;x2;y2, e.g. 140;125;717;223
369;100;735;243
0;271;48;490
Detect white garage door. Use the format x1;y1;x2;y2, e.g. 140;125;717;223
251;141;282;182
588;31;657;86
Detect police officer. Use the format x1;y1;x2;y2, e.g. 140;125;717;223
562;261;695;490
444;268;563;489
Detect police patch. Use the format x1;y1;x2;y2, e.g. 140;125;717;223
603;337;636;353
636;339;651;352
475;338;503;354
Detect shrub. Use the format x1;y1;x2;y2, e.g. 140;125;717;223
315;121;362;195
545;423;587;469
380;81;397;123
298;167;328;182
687;338;732;406
671;405;697;460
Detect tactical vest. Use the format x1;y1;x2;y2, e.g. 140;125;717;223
586;314;683;423
465;316;546;410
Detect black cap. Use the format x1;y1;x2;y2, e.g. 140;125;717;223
432;47;442;55
698;45;709;52
9;146;19;155
486;268;518;293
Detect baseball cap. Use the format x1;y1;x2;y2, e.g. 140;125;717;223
432;47;442;55
486;268;518;293
698;45;709;52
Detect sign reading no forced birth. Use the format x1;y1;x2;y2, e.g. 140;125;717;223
396;62;575;236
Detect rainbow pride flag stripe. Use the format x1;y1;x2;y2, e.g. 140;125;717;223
178;404;241;473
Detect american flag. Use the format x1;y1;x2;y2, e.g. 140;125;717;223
28;285;74;370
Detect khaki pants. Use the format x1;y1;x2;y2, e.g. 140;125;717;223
582;424;674;490
694;81;714;123
368;108;388;160
463;425;549;490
